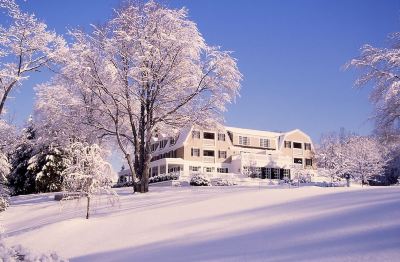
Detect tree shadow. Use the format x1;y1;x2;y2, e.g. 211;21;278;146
71;188;400;262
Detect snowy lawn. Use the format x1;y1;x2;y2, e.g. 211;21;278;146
2;185;400;262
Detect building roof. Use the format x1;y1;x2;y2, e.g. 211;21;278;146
225;126;283;138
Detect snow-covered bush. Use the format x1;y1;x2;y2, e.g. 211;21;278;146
0;240;68;262
62;142;118;219
149;173;180;184
190;173;211;186
213;178;237;186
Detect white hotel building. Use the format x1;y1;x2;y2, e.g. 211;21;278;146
119;126;316;181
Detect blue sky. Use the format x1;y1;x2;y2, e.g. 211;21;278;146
4;0;400;143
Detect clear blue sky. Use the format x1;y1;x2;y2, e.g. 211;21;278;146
5;0;400;143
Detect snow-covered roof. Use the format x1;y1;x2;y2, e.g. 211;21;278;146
225;126;283;138
151;127;191;154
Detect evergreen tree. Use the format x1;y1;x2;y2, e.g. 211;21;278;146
28;146;67;193
8;121;36;195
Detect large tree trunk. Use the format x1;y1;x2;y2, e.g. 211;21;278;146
124;153;137;194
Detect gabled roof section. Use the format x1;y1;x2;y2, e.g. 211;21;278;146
278;129;314;150
151;127;191;154
225;126;283;138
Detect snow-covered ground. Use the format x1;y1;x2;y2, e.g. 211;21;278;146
2;185;400;261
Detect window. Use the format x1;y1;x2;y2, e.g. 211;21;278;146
260;138;270;148
159;140;167;149
203;132;215;140
192;130;200;139
304;143;311;150
218;133;226;141
189;166;201;172
283;169;290;179
203;150;215;157
151;143;158;152
204;167;214;173
306;159;313;166
217;167;228;173
239;136;250;146
273;168;280;179
266;168;272;179
218;150;227;159
294;158;303;164
284;141;291;148
170;137;177;146
191;148;200;157
293;142;302;149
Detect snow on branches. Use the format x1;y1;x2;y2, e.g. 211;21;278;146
0;0;67;117
316;133;389;185
0;151;9;211
36;1;242;193
347;32;400;131
62;142;117;219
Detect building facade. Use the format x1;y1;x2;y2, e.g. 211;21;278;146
142;126;316;180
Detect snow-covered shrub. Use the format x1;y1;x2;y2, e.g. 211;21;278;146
62;142;118;219
213;178;237;186
190;173;211;186
0;240;68;262
149;172;180;184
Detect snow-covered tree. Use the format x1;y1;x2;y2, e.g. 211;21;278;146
37;1;241;193
347;32;400;132
316;133;350;182
345;136;389;185
28;145;68;193
7;120;36;195
62;142;117;219
317;132;390;186
0;0;66;117
0;151;9;211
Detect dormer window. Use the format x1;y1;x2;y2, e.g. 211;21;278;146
203;132;215;140
293;142;302;149
284;141;291;148
159;140;167;149
239;136;250;146
218;133;226;141
192;130;200;139
260;138;270;148
170;137;177;146
304;143;311;150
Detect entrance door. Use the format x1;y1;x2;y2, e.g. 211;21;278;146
261;167;267;179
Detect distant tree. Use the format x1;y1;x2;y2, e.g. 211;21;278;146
315;133;350;183
0;0;66;117
346;136;389;186
37;1;241;193
316;132;390;186
62;142;117;219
